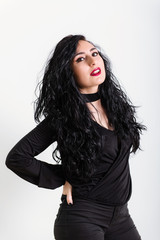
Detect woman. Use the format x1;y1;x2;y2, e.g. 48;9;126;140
6;34;145;240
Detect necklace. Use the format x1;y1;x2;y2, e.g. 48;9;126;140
80;91;100;103
80;91;111;129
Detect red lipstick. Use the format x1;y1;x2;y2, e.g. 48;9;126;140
90;67;101;76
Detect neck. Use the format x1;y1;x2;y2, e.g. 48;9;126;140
80;91;100;103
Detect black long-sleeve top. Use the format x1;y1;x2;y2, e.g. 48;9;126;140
6;117;132;206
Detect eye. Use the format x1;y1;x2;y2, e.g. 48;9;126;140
76;56;85;63
92;51;99;57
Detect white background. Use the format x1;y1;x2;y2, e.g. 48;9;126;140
0;0;160;239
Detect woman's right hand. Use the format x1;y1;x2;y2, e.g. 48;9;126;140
62;181;73;205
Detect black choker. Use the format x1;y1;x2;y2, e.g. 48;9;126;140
80;91;100;103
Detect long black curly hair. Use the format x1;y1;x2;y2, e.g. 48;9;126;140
34;34;146;182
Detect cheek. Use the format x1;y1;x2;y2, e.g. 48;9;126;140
100;60;106;77
74;65;88;81
73;65;82;77
73;67;84;86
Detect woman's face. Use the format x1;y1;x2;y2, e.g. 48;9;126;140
72;40;106;93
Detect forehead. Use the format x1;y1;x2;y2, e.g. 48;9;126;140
76;40;95;53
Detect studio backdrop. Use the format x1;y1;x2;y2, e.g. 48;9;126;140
0;0;160;239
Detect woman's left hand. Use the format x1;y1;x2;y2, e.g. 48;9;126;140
62;181;73;205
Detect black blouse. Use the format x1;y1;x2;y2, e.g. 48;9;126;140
6;117;132;206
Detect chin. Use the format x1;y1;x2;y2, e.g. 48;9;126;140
97;77;105;85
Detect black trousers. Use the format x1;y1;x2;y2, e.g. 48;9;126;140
54;194;141;240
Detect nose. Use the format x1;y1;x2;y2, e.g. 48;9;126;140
88;56;96;66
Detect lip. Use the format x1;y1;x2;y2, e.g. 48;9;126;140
90;67;101;76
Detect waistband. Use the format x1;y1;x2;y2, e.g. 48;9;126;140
60;194;129;226
61;194;128;214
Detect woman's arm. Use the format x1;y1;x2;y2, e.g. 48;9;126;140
6;117;65;189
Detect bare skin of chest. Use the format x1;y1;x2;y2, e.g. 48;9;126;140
86;100;114;131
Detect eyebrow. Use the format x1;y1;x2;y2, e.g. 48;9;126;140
74;47;97;57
